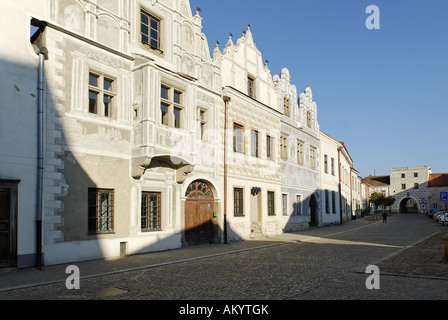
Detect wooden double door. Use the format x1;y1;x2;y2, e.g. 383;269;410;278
185;181;214;246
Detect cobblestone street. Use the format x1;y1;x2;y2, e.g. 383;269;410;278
1;213;447;305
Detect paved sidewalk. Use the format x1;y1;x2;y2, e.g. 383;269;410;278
0;215;379;292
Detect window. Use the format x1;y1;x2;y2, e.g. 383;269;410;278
88;188;114;233
297;140;304;166
284;98;290;117
160;85;184;128
296;195;302;215
325;190;330;213
268;191;275;216
324;155;328;174
141;192;161;231
234;188;244;216
233;123;244;153
89;72;115;117
401;173;405;178
247;76;255;98
307;111;311;128
251;130;259;157
331;158;335;175
401;184;406;190
198;108;207;140
414;183;419;189
141;10;160;49
414;172;418;178
266;135;273;160
280;135;288;160
310;146;317;170
332;191;336;213
282;194;288;216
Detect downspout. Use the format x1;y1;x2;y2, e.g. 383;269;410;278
337;146;343;225
36;52;45;268
32;19;48;268
223;95;231;244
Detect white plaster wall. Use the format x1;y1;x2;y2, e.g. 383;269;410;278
0;0;47;266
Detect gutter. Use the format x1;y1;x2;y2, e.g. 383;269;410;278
223;95;231;244
31;19;48;268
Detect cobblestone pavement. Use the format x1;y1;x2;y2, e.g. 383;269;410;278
1;213;447;303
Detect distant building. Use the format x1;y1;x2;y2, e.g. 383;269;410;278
364;166;435;213
428;173;448;210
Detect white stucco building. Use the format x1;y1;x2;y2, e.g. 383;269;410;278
319;132;341;226
274;69;321;229
214;28;283;240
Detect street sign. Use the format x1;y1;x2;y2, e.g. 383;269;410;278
441;192;448;202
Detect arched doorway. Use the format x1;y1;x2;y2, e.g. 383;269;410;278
309;194;318;227
185;180;215;245
400;198;419;213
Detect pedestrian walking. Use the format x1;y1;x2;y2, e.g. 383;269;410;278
382;211;388;223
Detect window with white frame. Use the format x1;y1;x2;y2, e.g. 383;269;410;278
297;140;304;166
310;146;317;170
251;129;259;157
88;72;116;118
296;194;302;215
160;85;184;128
198;108;207;140
282;194;288;216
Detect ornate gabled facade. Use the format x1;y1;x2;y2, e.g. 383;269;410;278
274;68;321;229
214;27;283;240
28;0;226;266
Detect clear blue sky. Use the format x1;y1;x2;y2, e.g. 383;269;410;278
190;0;448;178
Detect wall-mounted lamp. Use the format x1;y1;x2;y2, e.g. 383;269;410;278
251;187;261;196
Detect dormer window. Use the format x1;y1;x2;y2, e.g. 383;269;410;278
307;111;312;128
284;97;290;117
247;75;255;98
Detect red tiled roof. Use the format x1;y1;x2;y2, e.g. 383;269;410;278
428;173;448;187
362;175;390;187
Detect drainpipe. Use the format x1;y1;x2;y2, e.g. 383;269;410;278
32;20;48;268
223;95;231;244
36;52;45;268
337;146;343;225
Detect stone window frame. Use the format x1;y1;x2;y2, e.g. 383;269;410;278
282;193;288;216
247;74;256;99
140;7;164;54
267;190;276;216
251;129;259;158
141;191;162;232
266;135;274;160
297;140;304;166
233;123;244;154
160;84;184;129
197;107;207;140
233;187;244;217
310;146;317;170
88;188;114;234
295;194;302;216
283;97;290;117
88;70;117;119
280;135;288;160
